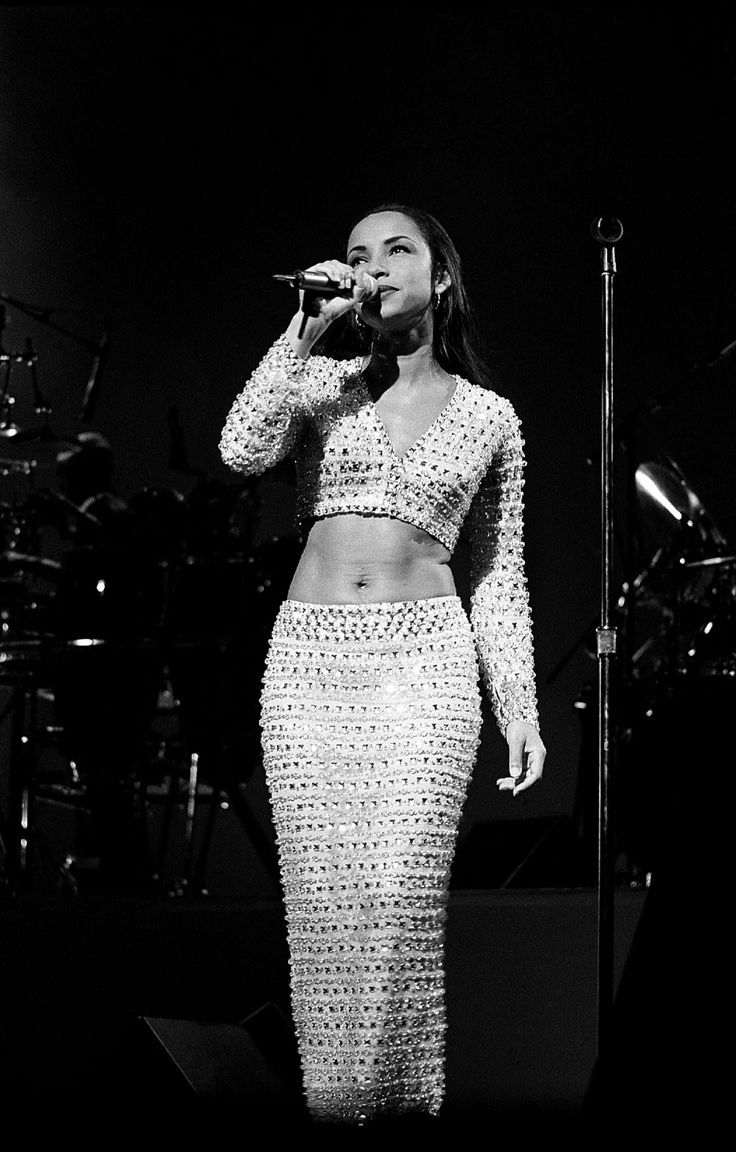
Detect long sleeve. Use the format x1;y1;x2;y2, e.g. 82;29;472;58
465;402;539;735
219;333;309;476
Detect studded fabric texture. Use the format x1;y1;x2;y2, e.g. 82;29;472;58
260;596;482;1123
219;334;539;731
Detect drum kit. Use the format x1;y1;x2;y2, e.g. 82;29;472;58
617;459;731;674
0;423;298;896
573;452;735;882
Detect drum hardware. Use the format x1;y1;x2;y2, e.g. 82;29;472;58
0;457;34;478
0;287;109;425
568;442;735;895
0;316;75;448
0;399;19;439
139;655;280;897
0;307;19;438
0;661;46;892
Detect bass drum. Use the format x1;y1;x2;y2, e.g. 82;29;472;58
52;487;189;645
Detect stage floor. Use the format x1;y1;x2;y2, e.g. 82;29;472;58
0;886;656;1132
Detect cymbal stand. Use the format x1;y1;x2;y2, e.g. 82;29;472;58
591;217;624;1059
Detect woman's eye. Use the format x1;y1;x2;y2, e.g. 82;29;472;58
389;244;409;255
349;256;365;267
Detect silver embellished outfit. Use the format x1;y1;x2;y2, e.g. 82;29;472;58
219;334;539;1123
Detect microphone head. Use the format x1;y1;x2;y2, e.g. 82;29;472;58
590;216;624;244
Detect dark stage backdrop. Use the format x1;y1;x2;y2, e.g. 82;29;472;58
1;7;734;885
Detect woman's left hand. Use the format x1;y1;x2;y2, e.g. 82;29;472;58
497;720;546;796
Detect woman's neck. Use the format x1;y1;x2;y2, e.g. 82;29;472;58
364;336;444;391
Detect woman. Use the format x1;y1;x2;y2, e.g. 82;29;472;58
219;203;546;1125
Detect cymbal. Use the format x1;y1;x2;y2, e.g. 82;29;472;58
0;426;82;469
635;459;711;525
635;459;729;570
0;550;62;574
8;425;81;448
683;555;736;570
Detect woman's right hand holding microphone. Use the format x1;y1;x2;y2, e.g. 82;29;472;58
286;261;377;357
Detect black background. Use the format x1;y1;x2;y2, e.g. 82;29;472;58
1;5;735;847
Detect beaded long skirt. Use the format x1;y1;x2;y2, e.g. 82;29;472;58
259;595;482;1124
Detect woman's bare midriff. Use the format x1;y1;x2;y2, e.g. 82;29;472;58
287;514;455;604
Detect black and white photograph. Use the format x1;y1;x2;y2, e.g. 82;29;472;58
0;5;733;1141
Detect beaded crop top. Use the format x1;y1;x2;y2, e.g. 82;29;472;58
219;333;539;733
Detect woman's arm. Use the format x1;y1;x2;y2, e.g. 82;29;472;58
466;400;538;730
465;401;546;791
219;332;310;476
219;264;376;477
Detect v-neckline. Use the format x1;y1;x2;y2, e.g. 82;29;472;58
355;370;463;463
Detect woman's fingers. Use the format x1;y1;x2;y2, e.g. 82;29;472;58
303;263;377;302
497;735;546;795
305;260;353;288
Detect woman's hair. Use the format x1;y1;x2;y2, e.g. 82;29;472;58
313;202;495;389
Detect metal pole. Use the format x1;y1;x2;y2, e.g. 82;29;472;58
591;216;624;1057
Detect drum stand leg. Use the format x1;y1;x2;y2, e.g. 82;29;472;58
152;768;178;884
160;750;211;897
1;683;34;892
150;749;280;897
0;679;72;893
183;752;199;879
186;765;281;896
165;749;274;896
144;664;280;895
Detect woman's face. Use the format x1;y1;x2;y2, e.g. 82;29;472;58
346;211;438;331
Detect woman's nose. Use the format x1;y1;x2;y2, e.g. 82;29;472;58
366;262;388;279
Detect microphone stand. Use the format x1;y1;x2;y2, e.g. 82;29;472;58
591;216;624;1060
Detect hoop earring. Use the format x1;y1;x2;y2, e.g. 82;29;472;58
434;290;443;309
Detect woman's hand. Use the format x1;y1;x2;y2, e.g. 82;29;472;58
286;260;377;357
497;720;546;796
299;261;377;324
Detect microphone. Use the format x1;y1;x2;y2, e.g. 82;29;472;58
273;270;379;299
590;217;624;244
81;329;110;422
275;271;380;339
